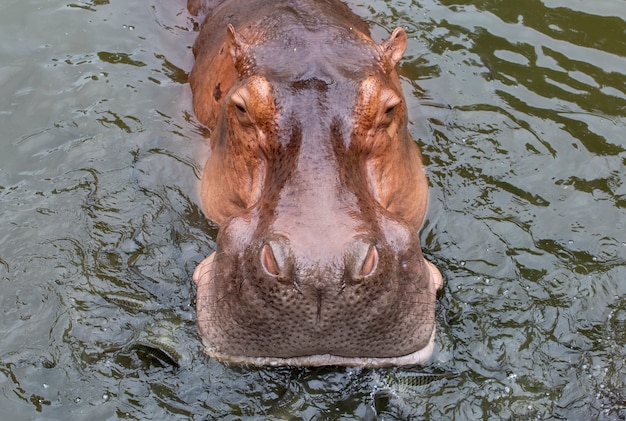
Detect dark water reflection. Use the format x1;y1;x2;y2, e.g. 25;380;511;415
0;0;624;419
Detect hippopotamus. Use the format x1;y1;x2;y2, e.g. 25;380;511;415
188;0;443;367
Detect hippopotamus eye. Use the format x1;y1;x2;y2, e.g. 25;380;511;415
378;94;401;128
230;92;252;125
384;104;396;117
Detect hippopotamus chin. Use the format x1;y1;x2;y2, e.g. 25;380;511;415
188;0;443;367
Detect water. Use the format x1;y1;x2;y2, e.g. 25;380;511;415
0;0;624;419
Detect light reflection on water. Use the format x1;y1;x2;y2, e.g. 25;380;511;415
0;0;624;419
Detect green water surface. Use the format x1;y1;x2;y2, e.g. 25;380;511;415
0;0;624;419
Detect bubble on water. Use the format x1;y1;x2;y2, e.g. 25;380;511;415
549;23;563;32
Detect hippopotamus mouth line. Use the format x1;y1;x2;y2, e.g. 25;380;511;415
203;329;436;368
315;290;323;323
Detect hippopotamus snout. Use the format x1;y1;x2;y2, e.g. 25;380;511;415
193;208;442;366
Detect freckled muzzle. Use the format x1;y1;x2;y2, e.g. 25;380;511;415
192;216;443;367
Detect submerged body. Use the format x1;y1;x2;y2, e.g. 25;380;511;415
188;0;443;367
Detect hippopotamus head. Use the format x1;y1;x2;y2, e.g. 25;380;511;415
189;0;442;367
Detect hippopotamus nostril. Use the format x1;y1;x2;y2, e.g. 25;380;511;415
349;238;379;279
260;243;280;276
359;244;379;277
260;238;294;281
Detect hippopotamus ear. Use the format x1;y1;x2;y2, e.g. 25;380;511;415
379;27;408;73
226;24;253;76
